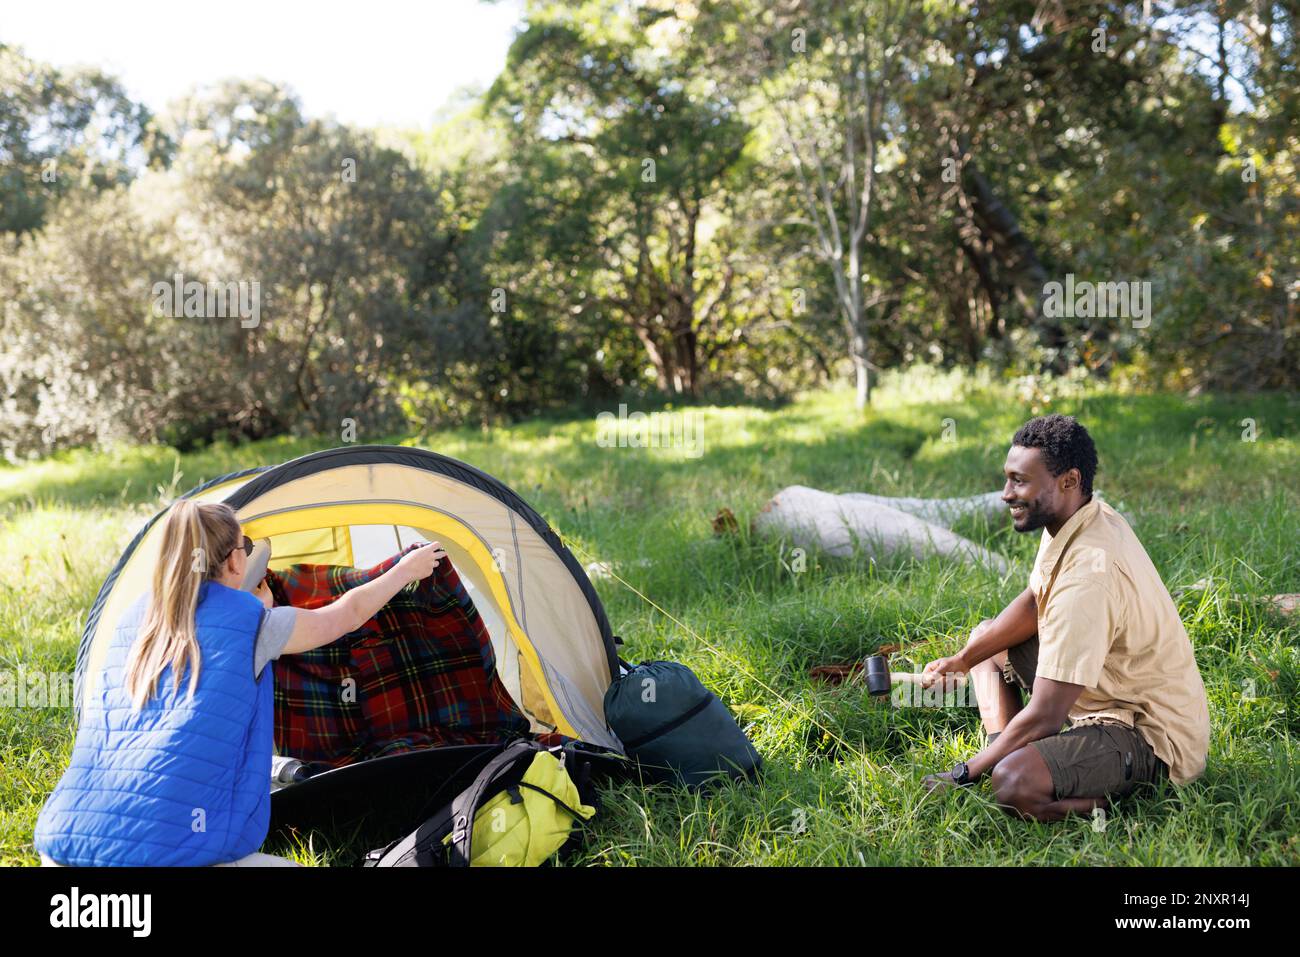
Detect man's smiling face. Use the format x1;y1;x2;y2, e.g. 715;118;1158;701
1002;444;1065;533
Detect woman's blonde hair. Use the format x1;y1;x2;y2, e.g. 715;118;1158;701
123;500;244;710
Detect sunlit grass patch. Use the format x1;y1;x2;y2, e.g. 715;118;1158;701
2;379;1297;865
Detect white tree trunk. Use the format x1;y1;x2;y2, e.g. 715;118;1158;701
853;350;870;409
755;485;1010;573
840;491;1006;527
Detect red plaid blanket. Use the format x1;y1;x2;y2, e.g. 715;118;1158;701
267;546;533;768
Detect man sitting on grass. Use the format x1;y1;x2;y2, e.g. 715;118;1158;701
920;414;1209;822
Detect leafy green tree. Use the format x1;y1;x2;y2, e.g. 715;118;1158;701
488;0;758;398
1;80;455;456
0;44;165;235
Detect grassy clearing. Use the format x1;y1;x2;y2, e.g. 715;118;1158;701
3;372;1298;865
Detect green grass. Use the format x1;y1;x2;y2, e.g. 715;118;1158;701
3;370;1299;866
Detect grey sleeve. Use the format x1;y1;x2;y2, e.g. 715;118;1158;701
254;606;300;679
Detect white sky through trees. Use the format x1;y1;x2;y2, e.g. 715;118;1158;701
2;0;525;129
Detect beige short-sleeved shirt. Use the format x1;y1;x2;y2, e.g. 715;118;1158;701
1027;497;1210;785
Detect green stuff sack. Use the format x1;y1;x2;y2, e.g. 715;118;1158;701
604;660;762;789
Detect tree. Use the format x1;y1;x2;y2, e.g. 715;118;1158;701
0;44;165;235
0;80;457;456
489;0;755;397
696;0;921;407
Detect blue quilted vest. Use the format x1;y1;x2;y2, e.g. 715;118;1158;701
35;582;273;866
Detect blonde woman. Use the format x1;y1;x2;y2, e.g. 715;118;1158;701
34;499;445;866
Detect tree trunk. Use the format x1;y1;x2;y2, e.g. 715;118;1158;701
633;322;673;393
961;162;1064;364
851;332;870;408
754;485;1010;572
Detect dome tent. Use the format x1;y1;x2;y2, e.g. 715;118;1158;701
75;446;624;823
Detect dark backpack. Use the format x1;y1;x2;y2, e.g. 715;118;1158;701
604;660;763;790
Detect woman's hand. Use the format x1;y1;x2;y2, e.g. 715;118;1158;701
253;579;274;610
398;541;448;582
285;541;449;655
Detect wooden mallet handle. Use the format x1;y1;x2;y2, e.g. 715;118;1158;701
890;671;966;686
866;654;968;696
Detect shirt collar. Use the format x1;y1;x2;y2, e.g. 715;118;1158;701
1035;496;1101;580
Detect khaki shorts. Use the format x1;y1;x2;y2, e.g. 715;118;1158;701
1002;635;1168;801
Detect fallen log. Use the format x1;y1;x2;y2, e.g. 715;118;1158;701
755;484;1010;573
840;490;1005;527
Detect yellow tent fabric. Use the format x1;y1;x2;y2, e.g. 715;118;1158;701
76;447;621;752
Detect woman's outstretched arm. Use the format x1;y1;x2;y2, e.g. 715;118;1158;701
281;542;447;654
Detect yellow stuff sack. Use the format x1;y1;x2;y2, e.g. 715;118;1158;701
363;740;605;868
447;750;596;867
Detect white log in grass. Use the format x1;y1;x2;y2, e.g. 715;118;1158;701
844;488;1131;528
839;490;1006;527
755;485;1010;573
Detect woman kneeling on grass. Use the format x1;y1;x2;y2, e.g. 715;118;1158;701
34;500;445;867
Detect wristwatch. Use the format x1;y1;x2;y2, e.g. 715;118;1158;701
950;761;973;786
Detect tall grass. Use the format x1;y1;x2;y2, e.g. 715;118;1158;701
3;373;1297;865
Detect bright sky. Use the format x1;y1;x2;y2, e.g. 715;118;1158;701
2;0;526;129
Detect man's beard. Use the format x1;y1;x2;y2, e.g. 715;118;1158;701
1009;499;1053;533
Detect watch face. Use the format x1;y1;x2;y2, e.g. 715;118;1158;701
952;762;967;783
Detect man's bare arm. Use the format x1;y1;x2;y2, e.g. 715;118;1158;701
958;586;1038;670
964;676;1083;780
921;586;1038;688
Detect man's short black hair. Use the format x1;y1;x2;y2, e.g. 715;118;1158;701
1011;414;1098;495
